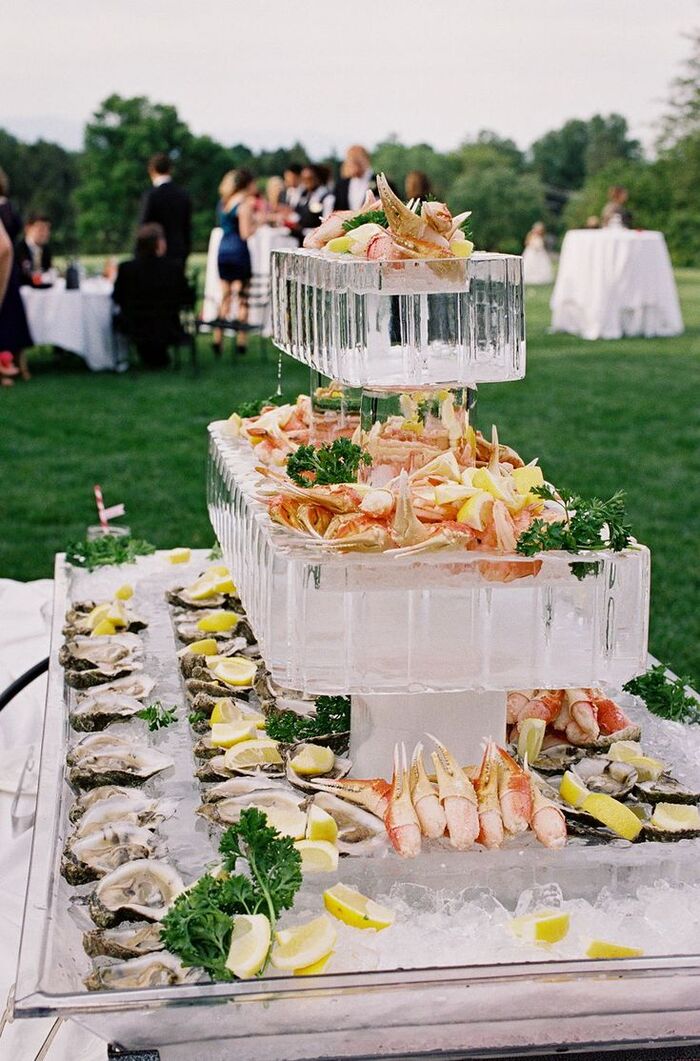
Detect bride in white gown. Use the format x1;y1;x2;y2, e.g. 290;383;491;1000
522;221;553;285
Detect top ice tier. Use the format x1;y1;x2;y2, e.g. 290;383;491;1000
270;249;525;390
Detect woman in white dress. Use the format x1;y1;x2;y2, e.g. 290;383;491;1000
522;221;553;285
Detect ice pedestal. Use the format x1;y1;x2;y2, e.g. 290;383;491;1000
351;690;506;777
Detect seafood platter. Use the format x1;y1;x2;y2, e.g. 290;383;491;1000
13;177;700;1059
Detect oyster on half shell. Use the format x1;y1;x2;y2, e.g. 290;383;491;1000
84;951;202;991
67;733;173;789
311;792;387;855
64;603;147;637
166;586;241;610
572;757;638;798
73;794;177;837
285;745;352;791
70;691;146;732
78;674;156;701
200;776;289;803
175;612;254;646
88;859;185;927
62;823;162;885
196;754;285;782
70;785;146;822
196;788;305;826
83;921;164;960
60;633;144;673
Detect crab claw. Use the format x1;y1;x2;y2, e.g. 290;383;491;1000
410;743;446;839
384;743;421;858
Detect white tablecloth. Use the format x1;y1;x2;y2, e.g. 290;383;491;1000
0;579;103;1061
550;229;684;340
201;224;297;334
21;278;126;372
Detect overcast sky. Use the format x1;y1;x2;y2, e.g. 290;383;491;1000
2;0;698;156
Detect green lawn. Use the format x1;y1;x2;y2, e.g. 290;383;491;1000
2;271;699;684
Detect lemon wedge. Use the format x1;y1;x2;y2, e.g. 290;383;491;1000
294;952;333;976
210;721;258;749
511;466;544;496
91;619;117;636
586;940;644;959
626;755;666;782
323;883;395;931
289;745;335;777
196;611;241;634
186;578;220;601
271;915;337;971
461;467;478;486
450;238;474;258
205;564;230;578
607;740;644;763
187;637;219;656
225;914;271;979
650;803;700;832
294;840;339;872
223;739;282;770
581;793;643;841
211;658;257;687
306;805;339;844
114;583;134;601
106;601;128;628
261;805;308;839
433;483;480;507
212;576;237;595
517;718;546;765
327;235;352;253
169;548;192;564
472;468;511;502
86;603;111;630
210;699;266;729
510;909;570;945
560;770;590;809
456;491;493;530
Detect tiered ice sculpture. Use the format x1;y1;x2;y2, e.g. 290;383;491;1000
208;250;649;775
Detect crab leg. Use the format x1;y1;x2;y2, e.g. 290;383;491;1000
384;743;421;858
474;741;504;849
410;743;446;839
528;772;567;849
497;747;532;834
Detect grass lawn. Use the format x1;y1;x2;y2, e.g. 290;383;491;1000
2;270;699;684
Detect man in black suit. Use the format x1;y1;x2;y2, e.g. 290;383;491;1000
16;214;53;285
139;153;192;269
113;223;192;369
331;146;376;212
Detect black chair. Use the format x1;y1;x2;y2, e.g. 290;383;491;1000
114;278;198;374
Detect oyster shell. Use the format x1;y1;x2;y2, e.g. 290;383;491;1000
67;733;173;789
62;823;162;885
79;674;156;700
70;785;145;822
83;921;164;960
73;794;177;837
88;859;185;927
311;792;387;855
175;612;254;646
573;757;638;798
70;691;146;732
530;743;584;774
200;776;289;803
60;633;144;674
195;754;285;782
64;604;147;637
186;677;253;702
187;693;262;733
84;951;201;991
577;725;642;751
253;669;315;712
166;586;241;610
634;776;700;805
196;789;305;826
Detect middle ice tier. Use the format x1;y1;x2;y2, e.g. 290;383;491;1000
271;250;525;389
208;424;650;694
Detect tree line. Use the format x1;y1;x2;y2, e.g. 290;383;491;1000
2;32;698;263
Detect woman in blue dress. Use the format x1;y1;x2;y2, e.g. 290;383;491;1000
214;168;258;354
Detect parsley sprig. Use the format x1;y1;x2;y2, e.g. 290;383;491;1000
160;808;302;980
265;695;351;743
136;700;178;731
66;536;156;571
286;438;371;487
624;665;700;725
516;486;632;556
342;209;388;232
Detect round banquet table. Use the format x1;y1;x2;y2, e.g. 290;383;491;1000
20;278;127;372
550;229;684;341
201;224;297;335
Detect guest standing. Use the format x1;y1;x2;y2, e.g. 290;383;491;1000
0;217;20;388
601;186;632;229
282;164;303;209
0;170;33;382
112;223;191;370
405;170;432;201
139;153;192;268
16;213;53;286
522;221;553;285
213;169;258;355
291;165;333;243
331;146;375;211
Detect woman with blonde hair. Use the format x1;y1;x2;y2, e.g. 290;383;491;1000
214;168;258;355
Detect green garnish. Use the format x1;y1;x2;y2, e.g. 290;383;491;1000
515;485;632;578
188;709;209;726
342;210;388;232
624;665;700;725
459;216;473;240
208;542;223;560
161;808;302;980
66;536;156;571
286;438;371;487
265;695;351;743
136;700;178;731
235;396;279;418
